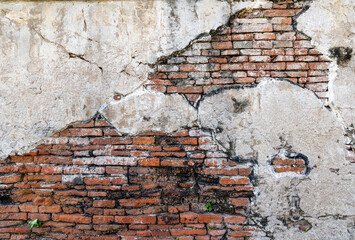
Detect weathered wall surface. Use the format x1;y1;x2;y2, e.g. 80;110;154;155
0;0;354;239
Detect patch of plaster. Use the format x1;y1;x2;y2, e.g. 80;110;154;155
199;79;354;239
297;0;355;149
102;90;198;135
0;0;242;158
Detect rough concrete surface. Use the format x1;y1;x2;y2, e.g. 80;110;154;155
0;0;354;239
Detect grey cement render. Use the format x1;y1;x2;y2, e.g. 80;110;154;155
0;0;354;239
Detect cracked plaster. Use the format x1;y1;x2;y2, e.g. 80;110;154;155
199;79;354;239
0;0;354;239
0;0;253;158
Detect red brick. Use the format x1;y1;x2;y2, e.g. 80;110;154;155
171;229;207;236
139;158;160;166
150;151;186;157
228;198;250;207
238;168;252;176
168;73;188;79
84;177;110;185
220;177;250;185
262;49;285;55
93;215;114;224
309;62;328;70
236;77;255;83
150;73;167;79
34;156;72;164
28;213;50;221
33;196;53;206
0;227;30;234
93;200;115;208
273;24;293;31
119;198;159;207
157;215;179;225
264;9;296;17
254;33;275;40
0;175;22;183
24;174;61;182
198;214;222;223
41;166;62;174
209;57;228;63
224;215;246;224
212;42;232;49
106;166;127;174
296;159;305;165
19;204;38;213
90;137;132;145
115;216;156;224
180;212;199;223
0;213;27;220
60;128;102;137
176;86;203;94
53;214;91;224
39;205;61;213
0;205;19;213
10;156;33;163
272;158;295;165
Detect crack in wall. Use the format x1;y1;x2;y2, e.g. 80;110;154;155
33;29;104;75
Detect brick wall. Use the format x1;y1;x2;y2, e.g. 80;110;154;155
0;1;344;239
146;1;331;107
0;116;254;239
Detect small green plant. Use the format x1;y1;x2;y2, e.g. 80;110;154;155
204;199;214;212
207;225;214;231
28;219;44;230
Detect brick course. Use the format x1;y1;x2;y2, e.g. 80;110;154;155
146;1;331;107
0;117;254;239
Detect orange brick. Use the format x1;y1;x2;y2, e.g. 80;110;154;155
53;214;91;224
220;177;250;185
93;215;114;224
212;42;233;49
198;214;222;223
39;205;61;213
33;196;53;206
180;212;199;223
133;137;155;145
139;158;160;166
93;200;115;208
115;216;156;224
19;204;38;213
224;215;246;224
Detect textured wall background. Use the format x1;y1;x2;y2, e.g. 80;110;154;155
0;0;354;239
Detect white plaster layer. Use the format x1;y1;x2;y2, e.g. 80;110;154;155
103;90;198;134
199;80;355;239
0;0;242;158
298;0;355;125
